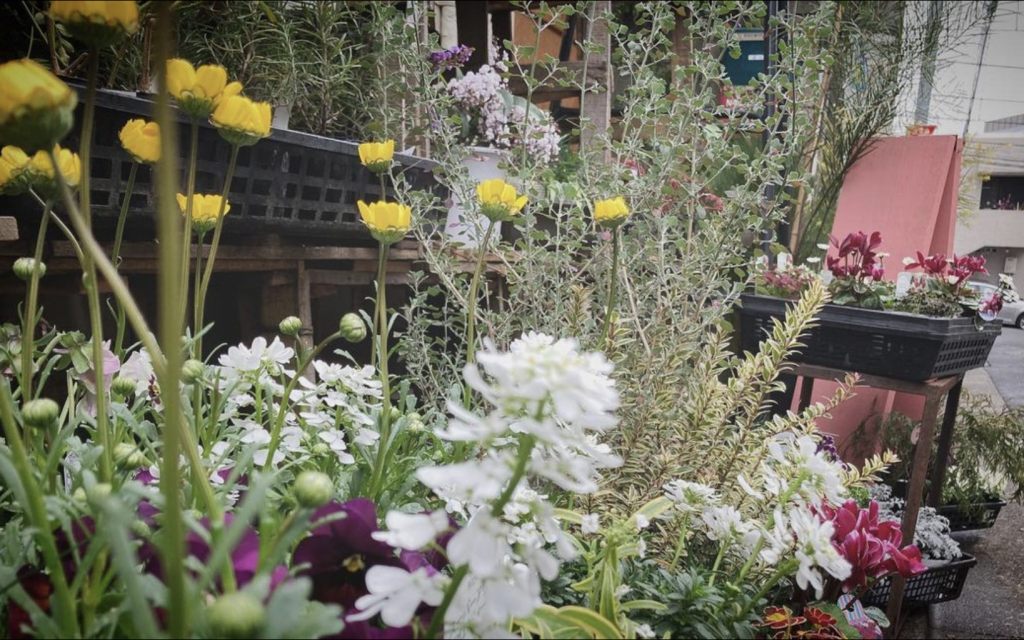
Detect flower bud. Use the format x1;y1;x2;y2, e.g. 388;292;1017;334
339;313;367;343
279;316;303;337
293;470;334;509
389;406;402;422
311;442;331;457
22;398;59;429
181;359;204;384
114;442;137;466
111;376;138;397
406;411;424;432
208;592;266;640
13;257;45;281
72;487;87;504
0;59;77;154
86;483;112;507
130;519;151;539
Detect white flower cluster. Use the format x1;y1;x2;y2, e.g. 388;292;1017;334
362;332;622;638
204;338;385;471
445;63;560;165
663;434;854;598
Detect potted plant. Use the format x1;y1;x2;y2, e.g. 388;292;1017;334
854;486;977;608
739;231;1002;381
435;43;561;247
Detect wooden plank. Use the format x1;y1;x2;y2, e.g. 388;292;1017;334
50;241;422;262
307;270;410;286
581;1;612;155
0;217;18;241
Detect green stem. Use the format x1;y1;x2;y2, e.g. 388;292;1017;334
180;121;199;332
464;220;496;367
192;231;205;356
195;145;240;359
669;512;691;572
21;203;51;405
368;243;394;499
112;161;138;357
0;383;78;637
261;332;343;474
598;228;620;349
73;53;114;483
706;538;730;588
425;435;537;640
735;560;799;621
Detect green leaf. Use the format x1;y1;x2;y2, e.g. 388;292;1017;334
556;606;623;639
635;496;673;520
621;599;668;612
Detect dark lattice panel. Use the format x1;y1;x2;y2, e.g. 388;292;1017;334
863;554;976;607
64;88;441;238
936;501;1007;533
738;295;1001;382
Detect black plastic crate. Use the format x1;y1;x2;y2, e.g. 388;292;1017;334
862;554;976;607
738;294;1001;382
52;87;442;239
937;501;1007;533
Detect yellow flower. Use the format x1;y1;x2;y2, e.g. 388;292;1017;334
358;140;394;174
166;59;235;120
477;178;528;223
358;200;412;245
593;196;630;228
0;145;31;195
119;119;161;164
177;193;230;234
30;147;81;189
211;95;272;147
51;1;139;47
0;59;77;153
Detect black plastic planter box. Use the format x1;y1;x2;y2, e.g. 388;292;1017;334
862;554;976;607
738;294;1001;382
936;500;1007;533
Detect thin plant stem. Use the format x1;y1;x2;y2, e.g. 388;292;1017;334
112;161;138;356
195;145;240;359
425;435;537;640
21;202;51;405
75;50;114;483
180;121;199;332
599;227;620;348
0;382;78;637
151;4;189;630
464;220;496;367
368;243;394;499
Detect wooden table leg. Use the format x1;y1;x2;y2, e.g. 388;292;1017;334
798;376;815;412
928;378;963;508
885;391;943;631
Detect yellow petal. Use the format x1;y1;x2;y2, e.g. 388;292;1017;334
194;65;227;99
166;59;195;99
500;183;516;206
513;195;528;213
176;193;189;215
358;200;374;226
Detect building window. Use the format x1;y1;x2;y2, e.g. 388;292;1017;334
980;175;1024;210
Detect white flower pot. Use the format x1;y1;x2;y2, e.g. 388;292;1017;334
446;146;506;248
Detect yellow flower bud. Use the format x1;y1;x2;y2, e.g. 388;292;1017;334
166;59;235;120
0;145;31;195
0;59;77;153
476;178;528;222
358;140;395;174
211;95;272;147
593;196;630;228
29;145;82;197
357;200;412;245
118;119;160;164
176;193;230;234
51;1;140;48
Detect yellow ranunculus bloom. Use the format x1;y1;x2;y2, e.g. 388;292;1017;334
166;59;235;120
51;1;139;47
477;178;528;223
0;59;77;153
593;196;630;228
30;145;82;188
177;193;230;234
358;200;412;245
211;95;272;147
358;140;395;174
119;119;161;164
0;145;31;195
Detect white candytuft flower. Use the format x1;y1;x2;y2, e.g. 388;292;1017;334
350;566;445;627
373;511;451;551
664;480;718;513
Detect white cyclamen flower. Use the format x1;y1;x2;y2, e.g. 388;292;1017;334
350;566;445;627
374;511;451;551
789;507;851;598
